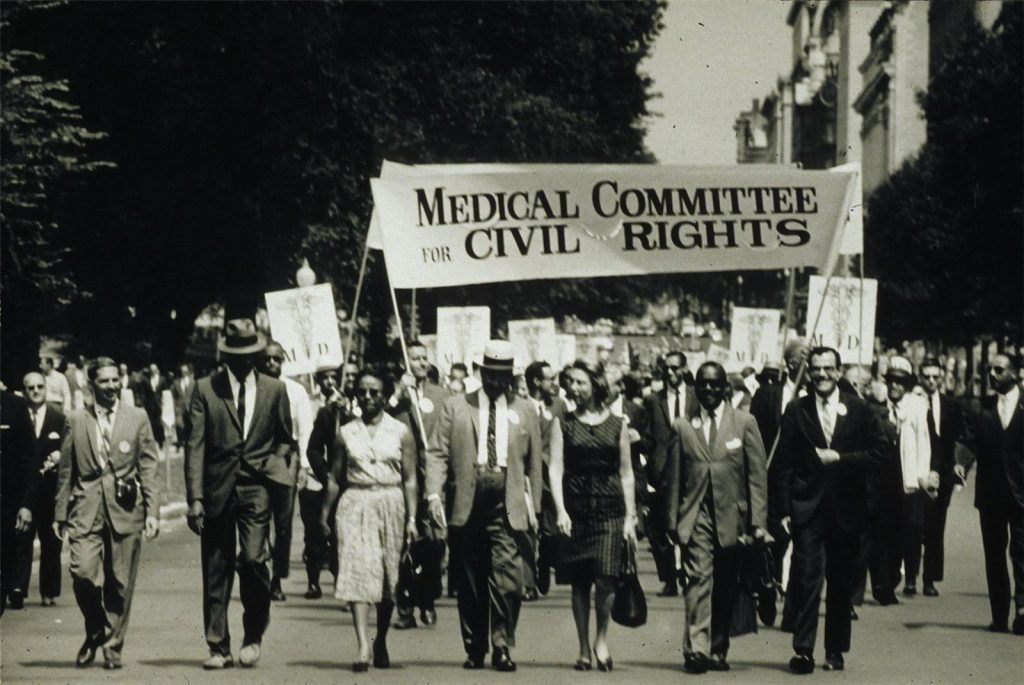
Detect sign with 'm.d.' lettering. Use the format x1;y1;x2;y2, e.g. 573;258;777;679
508;318;558;369
806;276;877;366
436;306;490;374
728;307;782;372
264;284;343;377
370;164;856;289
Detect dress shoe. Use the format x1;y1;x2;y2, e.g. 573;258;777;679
1013;614;1024;636
789;653;814;674
903;583;917;597
522;588;539;602
76;639;98;667
463;652;485;669
707;653;729;672
102;649;122;670
8;590;24;610
352;660;369;673
757;594;778;626
270;579;286;602
876;593;900;606
923;584;939;597
238;642;261;668
656;582;678;597
823;652;844;671
492;647;517;672
420;607;437;626
537;566;551;595
202;652;234;670
850;606;859;620
304;583;322;599
987;621;1009;633
393;613;417;629
373;639;391;668
41;596;56;607
684;653;709;674
574;656;593;671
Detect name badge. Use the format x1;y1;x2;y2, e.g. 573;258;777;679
119;440;131;454
725;438;742;450
691;417;702;430
508;412;520;426
836;403;848;417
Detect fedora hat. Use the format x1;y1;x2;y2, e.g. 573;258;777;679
884;356;915;385
218;319;266;355
478;340;514;373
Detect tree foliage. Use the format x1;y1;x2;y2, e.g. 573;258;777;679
866;4;1022;342
1;1;667;373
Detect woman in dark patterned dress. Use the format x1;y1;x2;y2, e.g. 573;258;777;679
551;360;638;671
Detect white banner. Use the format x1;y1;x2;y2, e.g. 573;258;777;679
508;318;558;369
806;276;877;366
264;284;343;376
371;163;856;288
728;307;782;372
436;306;490;374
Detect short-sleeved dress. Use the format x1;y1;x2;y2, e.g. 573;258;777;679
334;413;408;603
558;413;626;582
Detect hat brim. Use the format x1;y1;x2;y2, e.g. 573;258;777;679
218;336;266;355
478;362;514;373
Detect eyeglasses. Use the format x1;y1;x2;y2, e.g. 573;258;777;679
920;373;942;380
990;366;1007;374
357;387;382;397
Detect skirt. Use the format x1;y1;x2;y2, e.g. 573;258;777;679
335;485;406;603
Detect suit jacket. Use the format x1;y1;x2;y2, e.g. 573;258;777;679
957;387;1023;510
54;404;160;536
425;390;543;532
772;391;888;532
133;373;168;445
1;391;39;518
531;395;567;534
926;393;963;484
642;384;699;486
172;377;196;430
665;405;767;548
184;370;294;518
31;405;67;504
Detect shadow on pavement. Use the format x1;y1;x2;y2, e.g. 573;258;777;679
17;660;70;669
903;621;992;632
137;658;204;668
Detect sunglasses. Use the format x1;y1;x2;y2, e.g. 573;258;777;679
25;384;45;390
264;355;285;363
357;387;382;397
990;366;1007;374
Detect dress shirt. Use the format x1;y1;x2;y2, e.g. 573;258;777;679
998;385;1020;429
94;400;119;467
816;389;840;446
227;370;257;439
700;403;725;444
282;376;314;470
30;404;47;438
477;393;509;468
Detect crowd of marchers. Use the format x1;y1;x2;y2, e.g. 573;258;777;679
1;326;1021;676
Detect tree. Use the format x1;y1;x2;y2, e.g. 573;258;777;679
2;1;668;370
865;4;1022;344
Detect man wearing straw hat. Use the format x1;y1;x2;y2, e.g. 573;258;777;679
185;319;295;669
425;340;543;672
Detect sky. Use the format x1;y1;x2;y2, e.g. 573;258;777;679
642;0;792;165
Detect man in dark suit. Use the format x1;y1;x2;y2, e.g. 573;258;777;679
912;357;962;597
642;350;698;597
955;353;1023;635
426;340;543;672
1;389;39;613
185;319;295;669
54;358;160;669
171;363;196;447
665;362;768;673
750;340;807;623
19;372;68;606
774;347;888;673
133;363;168;450
391;339;450;629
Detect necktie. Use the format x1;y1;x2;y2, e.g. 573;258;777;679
237;378;247;439
929;396;939;437
821;400;834;444
97;410;112;467
707;413;718;450
673;391;681;421
487;400;498;469
31;408;40;438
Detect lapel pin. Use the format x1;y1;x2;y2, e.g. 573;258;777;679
691;417;702;431
119;440;131;453
419;397;435;414
507;411;520;426
836;403;848;417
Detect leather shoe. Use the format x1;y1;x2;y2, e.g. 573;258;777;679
492;647;517;672
707;653;729;672
850;606;859;620
823;652;844;671
270;579;286;602
876;593;900;606
987;622;1009;633
393;613;417;630
1013;614;1024;636
41;596;56;607
923;584;939;597
684;653;708;674
537;566;551;596
103;649;122;670
304;584;322;599
76;639;98;668
420;607;437;626
789;653;814;674
238;642;261;668
757;594;778;626
202;652;234;670
903;583;917;597
657;582;678;597
8;590;24;610
463;652;485;669
352;660;369;673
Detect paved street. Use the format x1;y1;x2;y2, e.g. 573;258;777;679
2;477;1020;684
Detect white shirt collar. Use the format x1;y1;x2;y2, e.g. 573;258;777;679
700;402;724;423
818;388;840;408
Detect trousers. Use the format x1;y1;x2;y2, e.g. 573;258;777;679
268;459;299;580
297;487;337;586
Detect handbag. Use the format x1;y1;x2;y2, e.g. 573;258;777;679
611;538;647;628
114;474;140;511
736;440;776;625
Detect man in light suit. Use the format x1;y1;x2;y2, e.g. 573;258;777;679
642;350;699;597
185;320;294;669
774;347;888;673
54;358;160;669
19;372;68;606
666;362;768;674
426;340;543;673
955;353;1023;635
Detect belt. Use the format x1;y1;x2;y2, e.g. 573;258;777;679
475;464;507;474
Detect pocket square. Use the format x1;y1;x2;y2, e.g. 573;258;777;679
48;431;61;440
725;438;742;450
